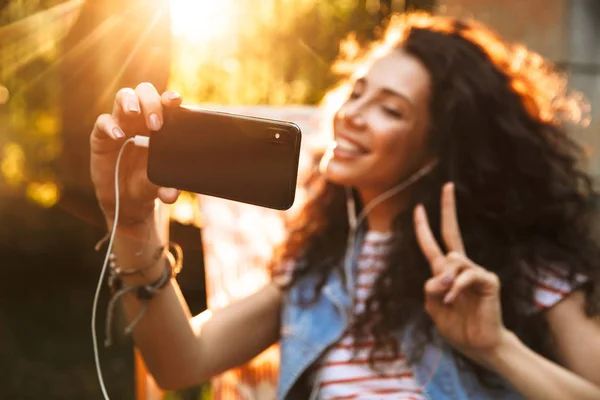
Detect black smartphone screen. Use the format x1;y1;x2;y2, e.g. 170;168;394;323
147;107;302;210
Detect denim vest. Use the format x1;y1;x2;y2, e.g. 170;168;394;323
277;245;525;399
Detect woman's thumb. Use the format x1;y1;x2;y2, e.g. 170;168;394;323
158;187;181;204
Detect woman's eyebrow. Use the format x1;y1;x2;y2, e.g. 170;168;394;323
356;77;414;109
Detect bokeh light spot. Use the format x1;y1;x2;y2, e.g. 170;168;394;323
26;181;59;208
1;143;25;185
0;86;9;104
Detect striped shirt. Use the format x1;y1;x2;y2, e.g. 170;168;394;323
310;231;586;400
522;263;588;313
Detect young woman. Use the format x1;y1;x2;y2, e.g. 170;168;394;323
90;12;600;400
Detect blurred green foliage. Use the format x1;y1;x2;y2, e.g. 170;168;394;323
169;0;386;106
0;0;63;24
0;0;82;206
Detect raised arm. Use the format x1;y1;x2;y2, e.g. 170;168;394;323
414;183;600;400
90;83;283;390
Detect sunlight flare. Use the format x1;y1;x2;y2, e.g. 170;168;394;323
0;0;83;77
170;0;234;43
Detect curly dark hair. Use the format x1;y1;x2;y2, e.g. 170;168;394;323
272;12;600;387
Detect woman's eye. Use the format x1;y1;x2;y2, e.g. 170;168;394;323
382;107;403;118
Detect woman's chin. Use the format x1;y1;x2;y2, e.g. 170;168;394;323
320;153;367;186
322;163;358;187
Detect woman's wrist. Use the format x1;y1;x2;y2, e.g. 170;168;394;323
476;329;523;373
107;216;166;284
453;328;521;372
105;211;156;235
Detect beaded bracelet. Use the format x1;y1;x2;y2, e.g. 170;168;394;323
108;245;165;277
104;243;183;347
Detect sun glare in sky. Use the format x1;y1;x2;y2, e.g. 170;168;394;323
170;0;234;43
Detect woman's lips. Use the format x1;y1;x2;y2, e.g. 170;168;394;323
332;135;369;158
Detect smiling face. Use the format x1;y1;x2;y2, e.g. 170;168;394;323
321;49;433;198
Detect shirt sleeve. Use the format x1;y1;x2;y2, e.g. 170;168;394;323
525;264;588;312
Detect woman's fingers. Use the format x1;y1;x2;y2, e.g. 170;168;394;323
424;252;497;303
135;82;164;131
424;254;467;296
158;187;181;204
441;182;466;254
111;87;182;134
414;204;446;275
161;90;182;108
93;113;125;141
443;266;500;304
113;87;141;118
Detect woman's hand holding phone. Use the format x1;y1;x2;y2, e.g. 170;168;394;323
90;83;182;230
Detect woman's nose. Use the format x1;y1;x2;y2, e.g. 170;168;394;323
339;101;367;130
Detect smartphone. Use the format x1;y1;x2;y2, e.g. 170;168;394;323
147;106;302;210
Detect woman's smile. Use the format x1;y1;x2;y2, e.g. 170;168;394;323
331;135;369;160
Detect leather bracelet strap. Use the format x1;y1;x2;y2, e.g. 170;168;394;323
104;243;183;347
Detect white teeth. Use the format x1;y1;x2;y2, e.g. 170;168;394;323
335;137;363;153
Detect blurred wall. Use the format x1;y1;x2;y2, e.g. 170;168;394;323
568;0;600;180
438;0;600;181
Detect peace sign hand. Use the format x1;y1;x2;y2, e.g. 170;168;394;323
414;183;509;361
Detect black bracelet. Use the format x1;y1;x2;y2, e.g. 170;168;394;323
107;242;182;293
104;244;182;347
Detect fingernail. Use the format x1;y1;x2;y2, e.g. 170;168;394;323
440;274;453;286
112;127;125;138
148;113;162;131
167;91;181;101
127;103;140;113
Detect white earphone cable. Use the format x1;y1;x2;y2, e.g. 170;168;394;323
343;159;439;296
91;136;146;399
310;159;439;400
